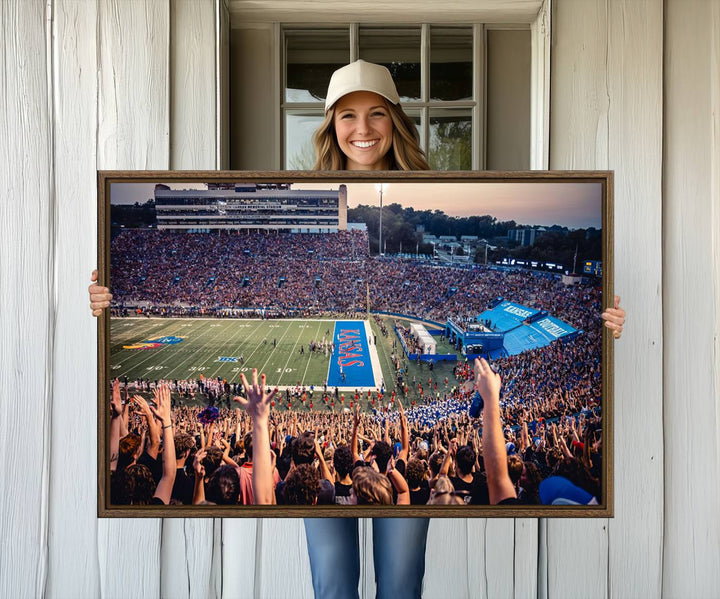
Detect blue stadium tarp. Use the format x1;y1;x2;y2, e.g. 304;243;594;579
502;325;550;355
501;316;578;356
476;301;578;357
530;316;578;341
477;301;539;332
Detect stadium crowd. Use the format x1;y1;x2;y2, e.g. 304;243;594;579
110;358;602;508
108;229;604;509
110;229;602;330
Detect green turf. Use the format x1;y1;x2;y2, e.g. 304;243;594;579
110;316;461;401
111;317;340;387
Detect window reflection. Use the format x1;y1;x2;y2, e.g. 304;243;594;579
285;113;324;170
359;27;421;102
430;27;473;101
429;110;472;170
286;30;350;103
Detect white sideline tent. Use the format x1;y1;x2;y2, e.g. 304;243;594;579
410;323;436;355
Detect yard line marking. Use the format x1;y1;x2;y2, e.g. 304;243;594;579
206;318;262;379
158;319;267;380
258;319;296;376
109;318;175;351
276;321;306;387
111;318;264;380
110;319;188;375
110;317;206;356
111;317;337;386
300;321;325;386
111;319;224;379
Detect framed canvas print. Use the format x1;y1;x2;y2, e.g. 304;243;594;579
97;170;613;517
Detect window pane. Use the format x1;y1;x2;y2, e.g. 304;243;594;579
403;109;423;148
429;109;472;170
359;28;421;102
286;30;349;103
430;27;473;101
285;112;324;169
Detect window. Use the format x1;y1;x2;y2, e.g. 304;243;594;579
283;25;490;170
228;23;532;170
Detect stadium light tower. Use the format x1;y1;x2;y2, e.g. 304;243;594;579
375;183;389;256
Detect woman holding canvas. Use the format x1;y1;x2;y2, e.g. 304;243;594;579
89;60;625;599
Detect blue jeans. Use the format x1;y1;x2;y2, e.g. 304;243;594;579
303;517;430;599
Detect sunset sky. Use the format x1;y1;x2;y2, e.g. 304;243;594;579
111;180;603;229
296;181;602;229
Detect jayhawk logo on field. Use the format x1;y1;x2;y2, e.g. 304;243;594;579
123;335;185;350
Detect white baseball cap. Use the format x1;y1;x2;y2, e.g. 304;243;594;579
324;60;400;112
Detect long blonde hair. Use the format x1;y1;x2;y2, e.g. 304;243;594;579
351;466;394;505
312;100;430;171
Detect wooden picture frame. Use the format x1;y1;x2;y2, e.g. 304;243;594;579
98;170;613;518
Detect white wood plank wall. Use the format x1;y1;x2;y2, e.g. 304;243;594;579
663;1;720;596
48;2;100;597
0;2;53;599
1;1;718;598
549;2;664;599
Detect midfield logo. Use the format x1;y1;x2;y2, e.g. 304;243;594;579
123;335;185;350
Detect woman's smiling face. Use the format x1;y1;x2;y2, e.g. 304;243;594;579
333;90;394;170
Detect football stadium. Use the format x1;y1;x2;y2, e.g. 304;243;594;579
110;182;603;413
107;181;605;508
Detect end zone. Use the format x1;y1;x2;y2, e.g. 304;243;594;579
326;320;382;390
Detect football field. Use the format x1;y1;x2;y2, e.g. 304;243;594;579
110;317;384;390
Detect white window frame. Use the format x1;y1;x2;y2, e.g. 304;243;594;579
281;23;486;170
245;1;551;170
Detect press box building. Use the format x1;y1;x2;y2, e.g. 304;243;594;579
154;183;348;233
